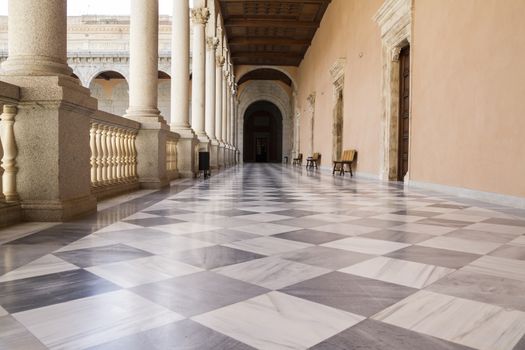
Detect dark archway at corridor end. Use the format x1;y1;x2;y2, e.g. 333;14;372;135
243;101;283;163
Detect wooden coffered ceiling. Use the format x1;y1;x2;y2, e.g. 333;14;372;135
218;0;332;66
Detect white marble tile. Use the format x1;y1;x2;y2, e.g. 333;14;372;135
124;212;160;220
510;235;525;247
302;213;358;223
193;291;364;350
461;207;516;219
339;256;454;289
94;222;142;234
168;213;227;222
54;234;118;253
224;237;312;256
371;213;424;223
373;290;525;350
13;290;183;350
433;213;487;223
214;256;329;290
232;223;301;236
0;305;7;317
239;206;290;213
322;237;410;255
241;213;293;222
125;236;215;256
153;222;219;235
461;255;525;282
412;206;459;213
86;255;202;288
416;236;502;255
391;223;457;236
0;255;79;282
313;223;379;236
466;222;525;235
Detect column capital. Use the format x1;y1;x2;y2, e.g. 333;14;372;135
206;37;220;51
216;55;225;67
191;7;210;25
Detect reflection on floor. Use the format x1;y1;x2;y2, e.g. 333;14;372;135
1;164;525;350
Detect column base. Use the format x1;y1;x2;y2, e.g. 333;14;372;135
218;143;226;169
21;195;97;222
174;128;199;178
197;134;211;152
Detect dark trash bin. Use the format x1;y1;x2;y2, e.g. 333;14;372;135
199;151;210;178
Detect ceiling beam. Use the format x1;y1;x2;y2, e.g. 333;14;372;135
229;37;309;46
224;19;318;28
231;51;301;59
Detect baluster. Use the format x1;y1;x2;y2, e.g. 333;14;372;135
123;130;130;181
0;105;19;202
95;125;103;186
131;131;138;178
115;128;122;182
100;125;109;184
90;123;98;185
107;126;115;183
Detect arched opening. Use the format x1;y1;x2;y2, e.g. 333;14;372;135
89;70;129;116
243;101;283;163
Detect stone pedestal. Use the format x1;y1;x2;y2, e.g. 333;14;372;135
218;143;226;169
174;129;198;178
1;76;98;221
210;139;219;169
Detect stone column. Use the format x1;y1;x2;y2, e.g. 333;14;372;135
125;0;169;188
191;6;210;150
225;75;231;166
215;54;225;169
205;36;219;169
221;62;229;167
171;0;198;178
0;0;98;221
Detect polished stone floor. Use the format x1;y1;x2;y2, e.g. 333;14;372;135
1;164;525;350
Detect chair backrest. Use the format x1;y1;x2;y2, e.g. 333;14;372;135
298;153;303;160
312;152;320;161
342;149;356;161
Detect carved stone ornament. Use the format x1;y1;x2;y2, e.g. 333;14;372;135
216;55;225;67
206;37;219;50
191;7;210;25
391;46;402;62
329;58;346;83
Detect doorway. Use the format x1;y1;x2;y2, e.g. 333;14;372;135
243;101;283;163
397;46;410;181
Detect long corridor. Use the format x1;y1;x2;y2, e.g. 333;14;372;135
1;164;525;350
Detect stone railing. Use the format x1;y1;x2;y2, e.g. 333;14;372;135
0;81;22;227
89;110;141;199
166;132;179;181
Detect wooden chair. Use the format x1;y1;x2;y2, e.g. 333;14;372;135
292;153;303;166
306;153;321;169
332;149;356;176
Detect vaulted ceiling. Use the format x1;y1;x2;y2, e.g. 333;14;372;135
218;0;332;66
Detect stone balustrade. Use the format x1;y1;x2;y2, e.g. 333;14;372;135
166;132;179;181
89;110;141;199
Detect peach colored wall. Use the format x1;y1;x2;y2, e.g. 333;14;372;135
411;0;525;197
296;0;383;173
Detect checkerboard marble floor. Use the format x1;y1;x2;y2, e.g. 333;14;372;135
1;164;525;350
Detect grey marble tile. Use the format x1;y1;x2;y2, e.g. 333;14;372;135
279;246;375;270
123;217;185;227
0;269;120;313
386;245;480;269
280;271;417;317
54;243;153;268
445;228;517;244
88;320;255;350
182;229;260;244
416;218;473;228
484;217;525;227
426;270;525;312
348;218;408;229
311;319;475;350
360;229;433;244
169;245;265;269
393;210;441;217
272;229;347;244
132;271;268;317
0;315;47;350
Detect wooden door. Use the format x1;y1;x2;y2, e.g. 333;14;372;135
397;46;410;181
